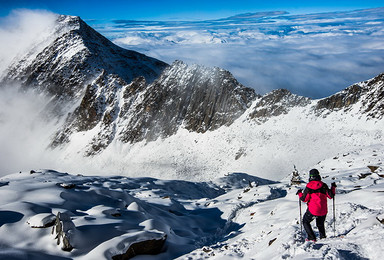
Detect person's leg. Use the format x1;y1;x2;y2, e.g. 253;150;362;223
303;210;316;241
316;215;327;239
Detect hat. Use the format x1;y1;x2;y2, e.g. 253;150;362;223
309;169;321;181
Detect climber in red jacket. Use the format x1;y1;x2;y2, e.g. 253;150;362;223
296;169;336;241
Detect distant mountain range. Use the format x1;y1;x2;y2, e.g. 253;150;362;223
1;14;383;179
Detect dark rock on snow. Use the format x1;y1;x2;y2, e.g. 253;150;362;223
112;233;167;260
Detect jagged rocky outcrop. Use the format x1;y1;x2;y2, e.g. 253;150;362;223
1;15;167;102
119;61;256;143
248;89;310;122
360;73;384;119
315;72;384;119
52;61;257;155
315;84;362;111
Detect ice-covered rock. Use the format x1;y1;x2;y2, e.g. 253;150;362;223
27;213;56;228
108;231;167;260
52;212;76;251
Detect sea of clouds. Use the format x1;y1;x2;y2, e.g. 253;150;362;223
93;8;384;98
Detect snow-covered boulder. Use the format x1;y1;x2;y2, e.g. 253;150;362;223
106;230;167;260
27;213;56;228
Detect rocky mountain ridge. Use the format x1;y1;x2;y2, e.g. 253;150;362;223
1;14;383;159
315;73;384;118
51;60;257;155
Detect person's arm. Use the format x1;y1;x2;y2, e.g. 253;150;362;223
330;182;337;197
325;182;336;199
297;187;310;202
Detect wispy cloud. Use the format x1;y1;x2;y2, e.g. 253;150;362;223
0;9;57;74
0;10;60;176
0;85;57;176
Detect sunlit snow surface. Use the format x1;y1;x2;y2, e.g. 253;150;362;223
93;8;384;98
0;10;384;259
0;146;383;259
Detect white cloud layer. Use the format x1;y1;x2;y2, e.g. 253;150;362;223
94;8;384;98
0;86;58;176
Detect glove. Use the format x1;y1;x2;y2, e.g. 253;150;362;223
296;189;303;195
331;182;337;188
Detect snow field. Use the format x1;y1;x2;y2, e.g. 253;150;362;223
176;145;384;259
0;143;383;259
53;94;384;184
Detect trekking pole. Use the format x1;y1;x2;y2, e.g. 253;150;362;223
299;198;303;237
333;194;336;237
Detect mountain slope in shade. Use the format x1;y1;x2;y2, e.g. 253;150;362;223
51;60;257;155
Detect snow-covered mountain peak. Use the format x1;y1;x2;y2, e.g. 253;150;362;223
1;14;167;100
54;14;83;35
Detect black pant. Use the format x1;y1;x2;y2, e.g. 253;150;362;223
303;210;326;240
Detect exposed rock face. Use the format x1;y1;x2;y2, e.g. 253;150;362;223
248;89;310;122
315;84;362;111
50;71;125;150
315;72;384;119
51;61;257;154
360;73;384;119
119;61;257;143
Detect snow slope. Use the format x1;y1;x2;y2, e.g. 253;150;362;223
49;75;384;182
2;73;382;182
0;144;383;259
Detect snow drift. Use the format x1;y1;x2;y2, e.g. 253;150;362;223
0;146;383;259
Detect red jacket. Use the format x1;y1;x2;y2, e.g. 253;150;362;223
298;181;335;216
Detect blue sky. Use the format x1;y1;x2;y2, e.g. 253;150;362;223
0;0;383;20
